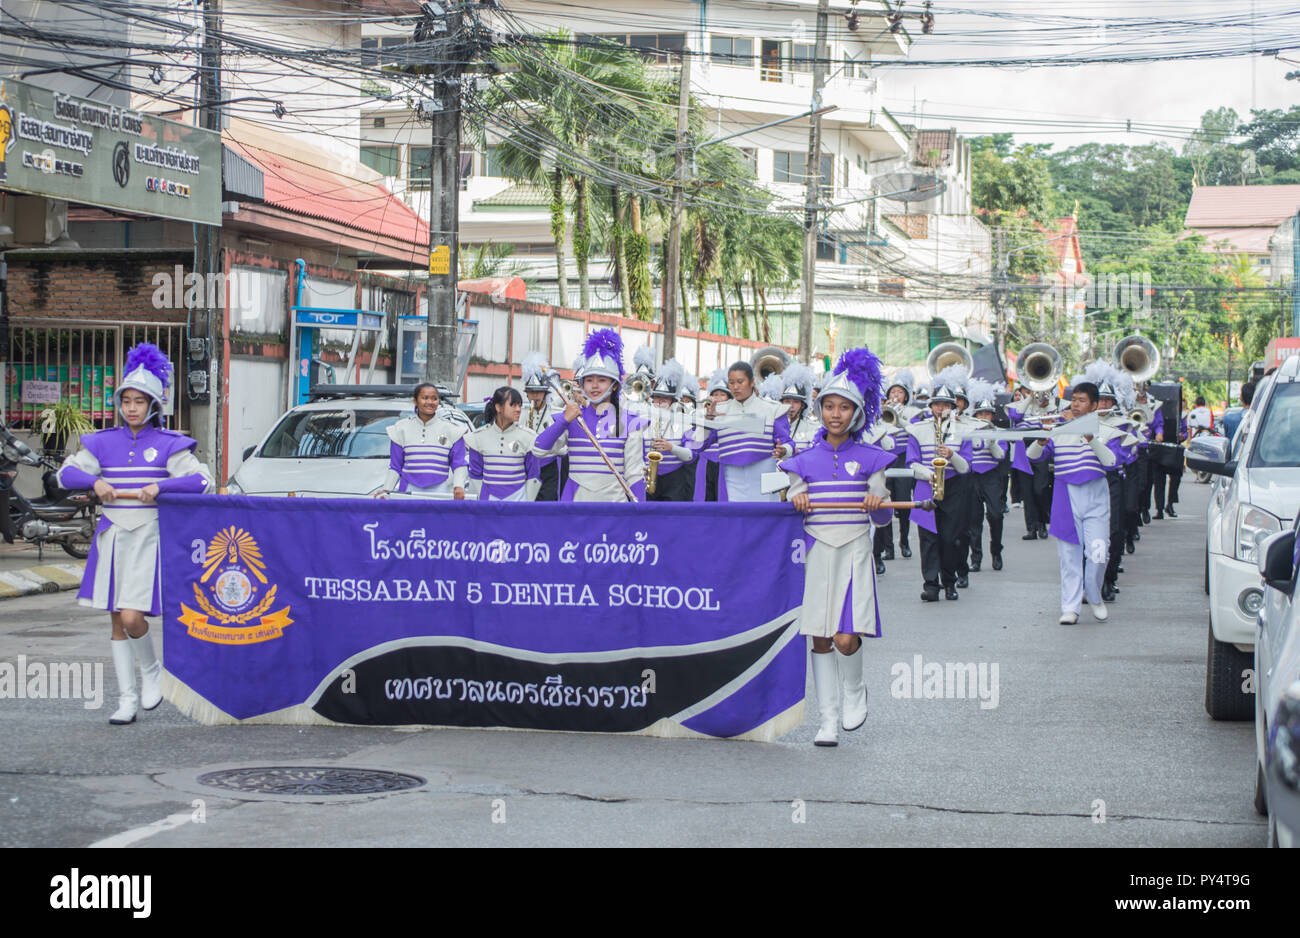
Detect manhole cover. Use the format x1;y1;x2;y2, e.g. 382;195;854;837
196;766;425;796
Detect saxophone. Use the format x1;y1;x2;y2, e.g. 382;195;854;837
930;414;948;502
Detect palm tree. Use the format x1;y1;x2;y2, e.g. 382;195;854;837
473;33;654;311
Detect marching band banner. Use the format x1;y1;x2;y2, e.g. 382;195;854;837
158;496;809;741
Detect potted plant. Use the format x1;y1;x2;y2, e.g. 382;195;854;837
39;399;94;460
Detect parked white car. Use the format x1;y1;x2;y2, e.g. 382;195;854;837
226;387;481;498
1254;520;1300;846
1188;354;1300;720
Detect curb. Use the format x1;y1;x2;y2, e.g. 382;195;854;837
0;562;85;599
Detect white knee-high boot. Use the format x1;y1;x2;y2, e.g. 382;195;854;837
128;631;163;711
109;639;138;725
837;641;868;731
811;651;839;747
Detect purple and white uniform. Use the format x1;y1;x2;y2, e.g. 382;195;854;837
533;401;646;502
1028;426;1120;614
641;407;694;478
781;433;895;638
904;415;974;533
383;411;469;496
465;422;540;501
58;426;212;616
774;410;820;459
691;393;785;502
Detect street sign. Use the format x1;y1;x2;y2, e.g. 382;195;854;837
0;76;221;225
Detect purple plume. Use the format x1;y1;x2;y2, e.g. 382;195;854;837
833;347;884;429
124;342;173;389
582;328;624;377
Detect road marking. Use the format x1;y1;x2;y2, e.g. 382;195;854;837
90;811;195;848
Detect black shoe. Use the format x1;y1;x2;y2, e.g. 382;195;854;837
875;557;886;575
956;575;969;589
1133;529;1141;541
1022;531;1039;541
1165;504;1177;518
921;587;940;603
1141;510;1151;524
1101;582;1117;602
882;546;895;561
1125;540;1135;555
1154;509;1164;520
969;561;981;573
1039;524;1049;538
945;587;960;600
900;542;912;558
991;554;1003;571
1117;564;1125;574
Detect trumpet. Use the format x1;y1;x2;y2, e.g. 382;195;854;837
879;403;903;426
627;374;651;403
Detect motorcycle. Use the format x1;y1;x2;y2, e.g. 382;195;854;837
1189;424;1221;485
0;423;98;560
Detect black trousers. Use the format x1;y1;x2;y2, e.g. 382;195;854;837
1153;461;1182;509
874;457;914;557
647;464;693;502
535;457;563;501
1124;461;1142;538
1104;468;1126;586
920;474;970;590
969;469;1005;561
705;460;720;501
1019;462;1053;532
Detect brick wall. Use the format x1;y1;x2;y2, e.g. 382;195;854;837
7;252;191;323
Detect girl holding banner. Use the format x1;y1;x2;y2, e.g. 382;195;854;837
465;386;541;501
375;383;468;499
57;343;213;725
779;348;895;748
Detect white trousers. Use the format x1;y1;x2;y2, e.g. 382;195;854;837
1056;476;1110;614
723;458;780;502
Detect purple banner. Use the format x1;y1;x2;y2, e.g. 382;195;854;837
158;497;809;740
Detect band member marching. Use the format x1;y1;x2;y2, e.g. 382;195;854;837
643;360;696;502
965;379;1006;573
1091;367;1141;601
691;361;786;502
874;369;920;565
465;386;541;501
780;348;896;747
1027;381;1126;624
56;343;214;725
906;382;974;602
693;369;730;502
773;363;820;459
375;382;469;499
520;352;564;501
1008;383;1055;540
533;328;647;502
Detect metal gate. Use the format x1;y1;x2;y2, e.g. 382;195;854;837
4;319;190;433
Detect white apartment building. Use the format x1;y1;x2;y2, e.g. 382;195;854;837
359;0;991;365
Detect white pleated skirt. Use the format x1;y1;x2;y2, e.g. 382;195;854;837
798;533;882;638
79;521;162;616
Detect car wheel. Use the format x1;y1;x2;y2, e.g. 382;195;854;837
1205;618;1254;721
1255;761;1268;816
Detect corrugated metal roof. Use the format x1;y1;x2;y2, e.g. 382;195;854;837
222;145;264;203
1184;185;1300;227
225;138;428;247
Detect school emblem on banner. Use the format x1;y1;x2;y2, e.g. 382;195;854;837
178;526;293;645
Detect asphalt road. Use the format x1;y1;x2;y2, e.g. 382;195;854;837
0;481;1264;847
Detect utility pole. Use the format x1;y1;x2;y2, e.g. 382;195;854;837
194;0;222;476
992;229;1007;377
798;0;829;364
663;51;690;360
1292;210;1299;336
424;2;465;388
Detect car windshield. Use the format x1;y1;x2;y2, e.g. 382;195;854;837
1249;383;1300;469
258;409;400;459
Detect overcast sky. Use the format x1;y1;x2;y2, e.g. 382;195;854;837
870;0;1300;153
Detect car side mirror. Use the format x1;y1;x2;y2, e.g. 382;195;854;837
243;446;255;461
1259;530;1297;596
1186;435;1235;477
